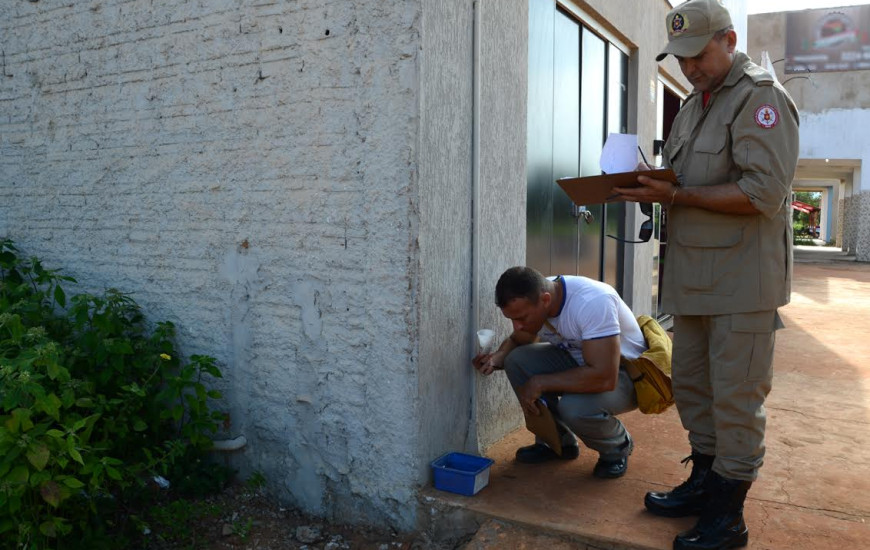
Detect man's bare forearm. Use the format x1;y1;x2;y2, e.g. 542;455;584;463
671;181;760;215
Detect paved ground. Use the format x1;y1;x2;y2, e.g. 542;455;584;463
430;246;870;549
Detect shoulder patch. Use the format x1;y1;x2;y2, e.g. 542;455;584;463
744;64;774;86
754;104;779;129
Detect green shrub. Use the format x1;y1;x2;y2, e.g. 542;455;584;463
0;239;229;549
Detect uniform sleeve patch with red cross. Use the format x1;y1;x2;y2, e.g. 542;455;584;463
754;104;779;129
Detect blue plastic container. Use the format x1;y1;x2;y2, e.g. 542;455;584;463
430;452;494;496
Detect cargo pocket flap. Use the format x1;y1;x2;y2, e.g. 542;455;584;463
731;311;777;333
693;132;727;154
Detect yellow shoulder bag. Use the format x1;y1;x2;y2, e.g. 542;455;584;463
623;315;674;414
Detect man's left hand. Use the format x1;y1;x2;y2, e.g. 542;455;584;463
614;174;676;204
517;378;543;416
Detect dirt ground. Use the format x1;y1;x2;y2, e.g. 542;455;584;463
142;482;461;550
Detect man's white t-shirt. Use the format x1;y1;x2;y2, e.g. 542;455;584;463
537;275;646;366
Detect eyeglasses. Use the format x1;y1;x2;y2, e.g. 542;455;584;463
607;202;653;244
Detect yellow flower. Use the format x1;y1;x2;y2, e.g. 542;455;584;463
160;353;171;361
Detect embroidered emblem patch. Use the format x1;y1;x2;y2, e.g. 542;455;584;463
671;13;689;35
754;104;779;129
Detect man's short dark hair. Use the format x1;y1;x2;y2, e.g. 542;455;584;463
495;266;547;308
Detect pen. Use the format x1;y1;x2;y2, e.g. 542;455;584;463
637;145;650;167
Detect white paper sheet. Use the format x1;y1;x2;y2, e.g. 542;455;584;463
600;133;639;175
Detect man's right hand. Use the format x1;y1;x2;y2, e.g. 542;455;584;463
472;351;504;376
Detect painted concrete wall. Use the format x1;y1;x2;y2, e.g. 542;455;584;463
750;12;870;260
415;0;527;474
0;0;409;530
468;1;530;452
0;0;530;531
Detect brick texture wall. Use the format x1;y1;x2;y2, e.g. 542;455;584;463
1;0;423;527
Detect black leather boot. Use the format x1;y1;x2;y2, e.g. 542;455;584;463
673;471;751;550
645;452;714;517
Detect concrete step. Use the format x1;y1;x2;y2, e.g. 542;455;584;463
460;519;644;550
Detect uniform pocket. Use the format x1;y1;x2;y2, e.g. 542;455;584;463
691;129;730;181
731;311;777;333
674;225;744;293
692;132;727;154
730;311;776;382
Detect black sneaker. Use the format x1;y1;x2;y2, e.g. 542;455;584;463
593;456;628;478
593;436;633;479
515;443;580;464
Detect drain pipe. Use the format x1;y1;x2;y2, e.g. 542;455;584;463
211;435;247;452
465;0;482;454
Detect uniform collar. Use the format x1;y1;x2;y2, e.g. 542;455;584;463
720;51;752;89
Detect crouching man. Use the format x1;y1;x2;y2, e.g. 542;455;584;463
472;266;646;478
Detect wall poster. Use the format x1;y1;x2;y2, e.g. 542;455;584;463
786;5;870;73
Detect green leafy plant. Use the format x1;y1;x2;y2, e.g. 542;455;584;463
0;239;230;549
246;470;267;491
144;498;223;548
231;517;254;541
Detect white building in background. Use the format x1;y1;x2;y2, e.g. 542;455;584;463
750;6;870;255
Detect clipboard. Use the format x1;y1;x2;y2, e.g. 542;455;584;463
556;169;678;206
523;399;562;456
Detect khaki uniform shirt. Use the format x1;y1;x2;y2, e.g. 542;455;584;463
662;52;800;315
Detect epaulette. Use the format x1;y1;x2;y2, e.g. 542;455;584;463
744;63;774;86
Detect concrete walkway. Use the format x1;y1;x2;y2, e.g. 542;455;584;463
428;247;870;549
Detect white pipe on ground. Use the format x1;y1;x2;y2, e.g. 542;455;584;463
211;435;247;452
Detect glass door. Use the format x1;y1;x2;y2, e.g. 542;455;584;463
526;1;628;285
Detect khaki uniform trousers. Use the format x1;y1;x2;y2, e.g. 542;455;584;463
672;311;780;481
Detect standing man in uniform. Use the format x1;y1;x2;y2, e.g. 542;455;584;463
613;1;799;549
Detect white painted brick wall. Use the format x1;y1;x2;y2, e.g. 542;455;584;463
1;0;423;527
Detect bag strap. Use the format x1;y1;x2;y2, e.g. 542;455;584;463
543;319;559;336
623;359;645;383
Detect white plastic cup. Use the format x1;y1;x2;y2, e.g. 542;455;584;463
476;329;495;353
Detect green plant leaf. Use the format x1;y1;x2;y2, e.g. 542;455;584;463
4;415;19;434
61;477;84;489
7;465;29;485
111;339;134;355
133;419;147;432
39;519;57;537
0;250;16;266
36;393;62;420
54;285;66;308
60;388;75;408
40;481;62;508
68;445;84;466
6;409;34;434
105;466;122;481
30;469;51;487
46;429;65;438
47;360;62;381
26;442;50;471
